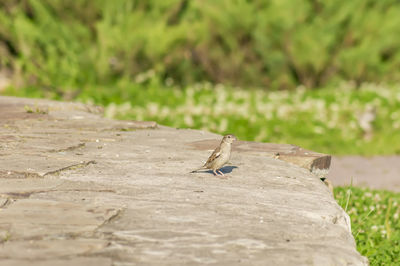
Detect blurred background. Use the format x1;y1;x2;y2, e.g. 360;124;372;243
1;0;400;263
1;0;399;156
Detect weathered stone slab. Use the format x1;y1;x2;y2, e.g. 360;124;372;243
0;96;367;265
0;179;63;198
0;199;119;239
0;257;112;266
0;239;109;259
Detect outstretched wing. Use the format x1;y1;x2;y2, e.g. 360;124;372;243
203;146;221;167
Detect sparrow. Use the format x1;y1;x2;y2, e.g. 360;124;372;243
191;134;237;177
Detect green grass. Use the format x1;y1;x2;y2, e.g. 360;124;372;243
335;186;400;265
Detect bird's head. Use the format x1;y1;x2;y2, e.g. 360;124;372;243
222;134;237;144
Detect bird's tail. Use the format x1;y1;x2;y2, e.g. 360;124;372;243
190;166;206;173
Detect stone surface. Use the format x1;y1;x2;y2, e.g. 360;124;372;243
1;258;112;266
0;96;367;265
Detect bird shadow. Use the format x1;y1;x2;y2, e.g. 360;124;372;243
205;165;238;175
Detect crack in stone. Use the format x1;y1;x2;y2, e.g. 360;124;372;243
0;207;125;242
1;188;116;199
0;160;97;179
51;208;123;241
0;170;42;179
59;188;116;193
43;160;96;176
96;208;124;230
0;198;11;208
48;142;86;153
2;191;44;199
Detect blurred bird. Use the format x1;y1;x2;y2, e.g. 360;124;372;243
191;134;237;177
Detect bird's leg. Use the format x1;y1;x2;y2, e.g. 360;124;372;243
213;169;227;178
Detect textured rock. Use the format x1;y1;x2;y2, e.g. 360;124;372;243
1;258;112;266
0;96;367;265
0;199;120;239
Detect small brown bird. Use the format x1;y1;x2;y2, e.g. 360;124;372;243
191;134;237;177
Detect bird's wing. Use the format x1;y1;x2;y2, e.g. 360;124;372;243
204;146;221;167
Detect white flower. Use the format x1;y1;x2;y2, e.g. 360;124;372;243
147;102;159;116
313;126;324;134
184;114;194;127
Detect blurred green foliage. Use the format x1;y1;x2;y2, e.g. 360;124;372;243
1;0;400;97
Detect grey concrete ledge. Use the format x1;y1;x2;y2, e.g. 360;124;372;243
0;96;368;265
